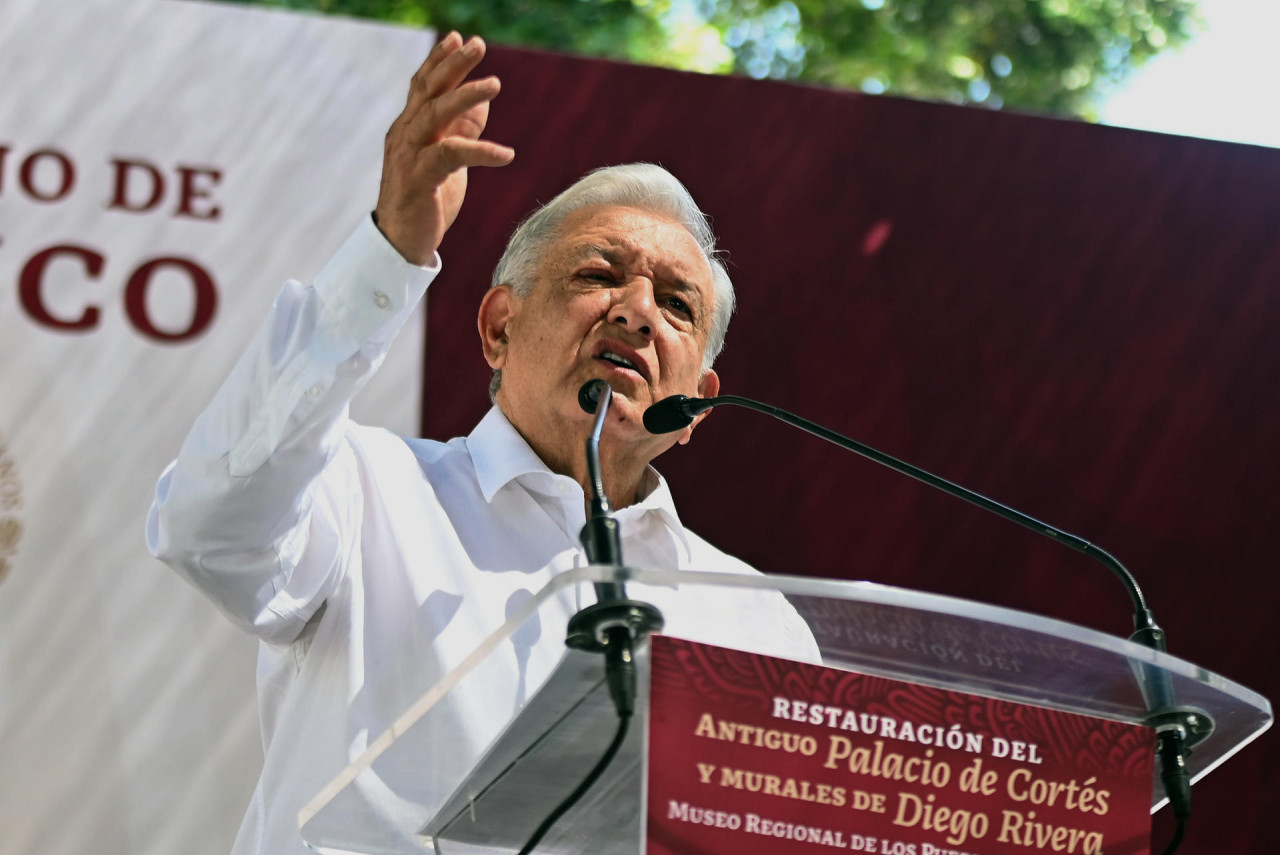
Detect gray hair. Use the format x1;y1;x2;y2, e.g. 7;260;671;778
488;163;735;400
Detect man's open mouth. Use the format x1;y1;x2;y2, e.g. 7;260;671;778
598;350;638;370
592;340;649;381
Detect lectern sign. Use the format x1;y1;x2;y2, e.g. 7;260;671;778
647;636;1155;855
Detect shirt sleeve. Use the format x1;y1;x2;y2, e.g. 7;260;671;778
146;217;440;644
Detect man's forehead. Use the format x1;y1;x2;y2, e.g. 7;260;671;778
562;242;623;266
550;205;712;277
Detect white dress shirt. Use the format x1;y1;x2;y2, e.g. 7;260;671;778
146;217;818;855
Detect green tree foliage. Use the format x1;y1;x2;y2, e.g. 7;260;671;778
220;0;1200;117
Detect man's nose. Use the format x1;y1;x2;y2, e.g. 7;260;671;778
607;277;658;338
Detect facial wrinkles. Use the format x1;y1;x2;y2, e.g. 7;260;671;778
515;207;716;411
563;236;711;341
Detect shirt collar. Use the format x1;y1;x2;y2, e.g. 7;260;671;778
626;467;694;564
470;406;552;503
467;406;694;563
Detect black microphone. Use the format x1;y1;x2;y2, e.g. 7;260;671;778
579;378;609;416
642;394;713;433
644;391;1198;843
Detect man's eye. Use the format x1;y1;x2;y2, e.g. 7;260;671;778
580;270;614;283
664;296;691;316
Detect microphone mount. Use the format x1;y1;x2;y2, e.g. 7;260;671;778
568;380;664;717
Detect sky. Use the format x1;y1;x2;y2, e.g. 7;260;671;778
1099;0;1280;148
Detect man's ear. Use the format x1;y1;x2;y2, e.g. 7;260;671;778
478;285;517;369
677;368;720;446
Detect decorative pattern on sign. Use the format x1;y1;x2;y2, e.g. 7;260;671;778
655;635;1152;778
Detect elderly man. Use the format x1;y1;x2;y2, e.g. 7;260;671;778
148;33;816;855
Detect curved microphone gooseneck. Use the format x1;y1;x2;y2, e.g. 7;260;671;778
644;392;1205;854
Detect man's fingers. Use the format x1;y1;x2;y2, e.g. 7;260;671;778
406;34;488;113
424;137;515;175
404;76;501;144
404;31;463;111
379;35;509;259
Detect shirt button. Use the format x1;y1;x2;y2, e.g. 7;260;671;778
373;291;391;309
306;384;323;398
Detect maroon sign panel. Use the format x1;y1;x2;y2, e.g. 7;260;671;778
422;45;1280;853
647;636;1154;855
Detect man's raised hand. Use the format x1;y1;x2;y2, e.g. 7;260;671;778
375;33;515;265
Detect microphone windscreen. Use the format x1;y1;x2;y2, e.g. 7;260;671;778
643;396;695;434
579;379;609;414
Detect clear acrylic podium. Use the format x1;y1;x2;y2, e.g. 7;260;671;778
297;566;1272;855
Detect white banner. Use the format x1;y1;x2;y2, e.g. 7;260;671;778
0;2;434;853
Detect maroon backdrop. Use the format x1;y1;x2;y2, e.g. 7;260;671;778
421;45;1280;853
